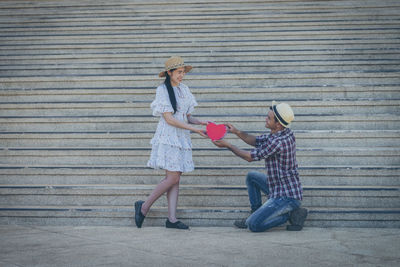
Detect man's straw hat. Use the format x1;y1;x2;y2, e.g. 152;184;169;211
159;56;193;77
271;101;295;128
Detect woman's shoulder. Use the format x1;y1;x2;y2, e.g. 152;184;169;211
155;84;168;96
156;83;166;91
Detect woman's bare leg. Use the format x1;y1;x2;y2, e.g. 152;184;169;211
141;170;180;216
167;178;180;223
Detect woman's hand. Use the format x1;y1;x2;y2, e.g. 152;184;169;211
196;129;208;138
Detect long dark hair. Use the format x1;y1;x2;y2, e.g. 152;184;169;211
164;69;177;114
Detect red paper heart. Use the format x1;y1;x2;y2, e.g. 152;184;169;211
206;122;227;141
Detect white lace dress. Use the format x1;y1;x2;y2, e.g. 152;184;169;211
147;83;198;172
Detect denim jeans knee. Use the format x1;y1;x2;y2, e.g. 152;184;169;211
246;171;266;185
246;197;300;232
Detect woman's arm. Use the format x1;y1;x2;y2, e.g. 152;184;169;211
187;114;208;125
163;112;207;137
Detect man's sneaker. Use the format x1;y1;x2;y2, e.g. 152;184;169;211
234;208;258;229
286;207;308;231
234;218;247;229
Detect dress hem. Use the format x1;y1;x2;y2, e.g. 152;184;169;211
147;163;194;173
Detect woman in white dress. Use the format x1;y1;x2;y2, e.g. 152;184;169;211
135;56;208;229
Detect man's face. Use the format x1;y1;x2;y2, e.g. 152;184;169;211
266;110;278;130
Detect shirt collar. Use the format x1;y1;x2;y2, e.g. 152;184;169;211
269;127;290;137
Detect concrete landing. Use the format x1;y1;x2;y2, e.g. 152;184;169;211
0;225;399;266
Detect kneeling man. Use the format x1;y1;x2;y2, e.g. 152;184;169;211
212;101;308;232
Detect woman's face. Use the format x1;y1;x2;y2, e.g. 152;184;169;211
168;67;185;86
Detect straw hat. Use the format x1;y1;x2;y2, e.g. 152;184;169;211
271;101;294;128
159;56;193;77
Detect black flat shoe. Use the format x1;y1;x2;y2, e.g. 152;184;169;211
134;200;145;228
286;207;308;231
165;219;189;230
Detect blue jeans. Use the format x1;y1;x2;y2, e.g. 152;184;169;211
245;171;300;232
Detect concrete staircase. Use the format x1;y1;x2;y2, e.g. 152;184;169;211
0;0;399;227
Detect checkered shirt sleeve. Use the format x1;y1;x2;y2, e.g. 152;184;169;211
250;134;281;161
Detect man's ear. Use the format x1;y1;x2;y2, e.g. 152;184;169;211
277;124;285;131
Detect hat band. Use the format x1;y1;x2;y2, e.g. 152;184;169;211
272;105;289;126
165;63;185;71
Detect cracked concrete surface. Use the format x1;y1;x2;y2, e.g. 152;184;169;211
0;226;399;266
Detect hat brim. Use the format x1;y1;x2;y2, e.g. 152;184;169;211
159;65;192;77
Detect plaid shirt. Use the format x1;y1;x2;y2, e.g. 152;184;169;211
250;128;303;200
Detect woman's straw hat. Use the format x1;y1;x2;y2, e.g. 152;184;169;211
159;56;193;77
271;101;295;128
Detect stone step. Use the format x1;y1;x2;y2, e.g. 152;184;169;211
2;13;397;28
1;68;398;79
0;0;396;11
1;43;398;58
2;28;398;39
2;53;399;66
1;29;398;42
2;130;398;148
0;0;397;10
0;184;398;208
1;54;398;64
1;14;398;27
1;147;398;166
2;65;400;77
4;12;398;23
0;205;398;227
3;13;398;26
1;75;398;90
1;85;399;102
0;6;397;19
2;20;399;33
1;10;398;24
0;114;398;131
1;0;398;15
1;38;398;50
1;35;398;47
2;60;399;74
2;49;399;64
0;8;399;24
2;47;399;62
2;14;398;28
1;52;398;65
0;165;398;187
1;99;398;116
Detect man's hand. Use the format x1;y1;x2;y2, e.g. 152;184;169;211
212;139;231;148
225;123;239;135
212;139;253;162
